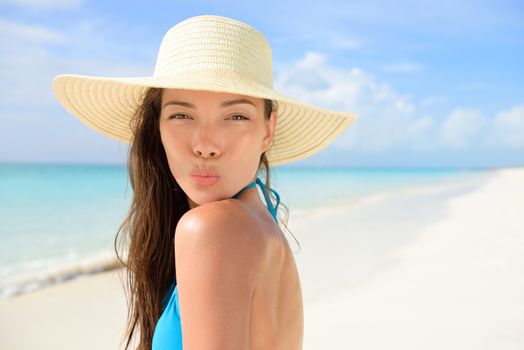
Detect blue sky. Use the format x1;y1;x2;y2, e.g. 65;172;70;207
0;0;523;168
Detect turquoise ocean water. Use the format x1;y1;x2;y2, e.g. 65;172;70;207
0;163;496;300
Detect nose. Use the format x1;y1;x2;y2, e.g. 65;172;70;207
194;149;218;158
193;124;221;159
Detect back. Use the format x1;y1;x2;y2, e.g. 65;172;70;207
246;201;304;350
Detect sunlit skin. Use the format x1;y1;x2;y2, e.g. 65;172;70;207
159;88;277;210
158;88;304;349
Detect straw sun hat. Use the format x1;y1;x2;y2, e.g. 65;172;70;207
52;14;358;166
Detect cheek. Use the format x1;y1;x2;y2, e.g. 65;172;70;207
161;125;184;154
228;130;264;159
160;126;187;176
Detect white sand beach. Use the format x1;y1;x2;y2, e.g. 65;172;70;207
1;166;523;350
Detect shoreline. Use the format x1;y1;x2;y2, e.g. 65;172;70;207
1;167;496;302
0;166;522;349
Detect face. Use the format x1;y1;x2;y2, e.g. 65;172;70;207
159;88;277;209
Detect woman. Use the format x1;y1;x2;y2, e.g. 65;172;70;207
52;14;358;350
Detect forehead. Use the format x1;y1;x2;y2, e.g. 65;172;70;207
161;88;262;107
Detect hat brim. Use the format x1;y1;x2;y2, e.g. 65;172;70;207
52;70;358;167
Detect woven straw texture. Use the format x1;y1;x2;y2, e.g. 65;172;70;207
52;15;358;166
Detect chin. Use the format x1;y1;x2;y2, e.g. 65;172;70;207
187;194;225;209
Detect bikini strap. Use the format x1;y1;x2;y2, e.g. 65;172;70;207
232;177;280;223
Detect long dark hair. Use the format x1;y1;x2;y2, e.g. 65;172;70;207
113;87;297;350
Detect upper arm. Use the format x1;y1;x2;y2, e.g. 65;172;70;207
174;202;266;350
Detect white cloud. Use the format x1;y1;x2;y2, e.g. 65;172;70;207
296;51;326;70
439;106;524;150
274;51;420;151
274;51;523;153
403;114;438;150
0;0;83;9
491;106;524;148
440;108;489;148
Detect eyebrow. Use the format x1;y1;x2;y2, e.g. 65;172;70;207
162;98;257;109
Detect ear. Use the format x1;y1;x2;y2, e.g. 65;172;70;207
262;110;277;153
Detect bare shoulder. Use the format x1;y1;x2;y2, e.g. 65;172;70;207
173;199;272;348
175;199;270;261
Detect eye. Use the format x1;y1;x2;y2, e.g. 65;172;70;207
169;114;190;120
229;114;249;121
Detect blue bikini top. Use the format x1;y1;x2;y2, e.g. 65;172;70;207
231;176;281;223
